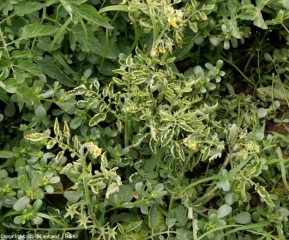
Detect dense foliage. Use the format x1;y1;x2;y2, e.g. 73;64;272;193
0;0;289;239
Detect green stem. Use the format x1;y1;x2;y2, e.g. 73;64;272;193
125;112;130;147
192;186;219;205
169;151;194;211
221;56;255;87
149;9;158;50
80;147;101;230
204;153;231;194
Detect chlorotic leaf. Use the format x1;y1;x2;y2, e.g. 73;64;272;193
89;112;107;126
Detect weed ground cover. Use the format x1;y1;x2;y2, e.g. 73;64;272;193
0;0;289;239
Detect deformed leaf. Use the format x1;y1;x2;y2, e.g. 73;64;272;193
161;128;174;148
25;133;46;142
89;112;107;126
255;184;275;206
106;182;120;198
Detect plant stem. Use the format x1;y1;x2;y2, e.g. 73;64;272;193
125;111;130;147
169;151;194;211
221;56;255;87
80;146;101;230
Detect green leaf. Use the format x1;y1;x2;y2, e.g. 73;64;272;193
148;204;164;229
71;25;118;59
36;57;75;87
18;175;30;191
234;212;251;224
0;150;14;158
32;216;43;225
64;191;82;203
50;176;60;184
109;185;133;203
72;4;113;29
19;23;58;40
35;105;47;120
171;204;188;227
16;60;44;77
13;2;44;16
70;116;85;129
217;204;232;218
56;99;76;115
13;196;29;212
45;185;54;194
33;199;42;211
257;108;267;118
89;112;107;126
283;0;289;9
166;218;176;228
16;85;41;105
0;169;8;178
0;68;9;81
176;229;194;240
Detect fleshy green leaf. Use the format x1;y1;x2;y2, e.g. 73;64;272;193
234;212;251;224
217;204;232;218
64;191;82;203
13;196;29;212
35;105;47;120
0;150;14;158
